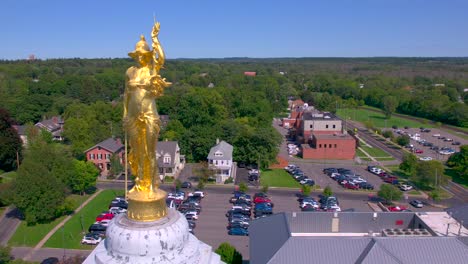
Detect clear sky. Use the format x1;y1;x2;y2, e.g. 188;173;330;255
1;0;467;59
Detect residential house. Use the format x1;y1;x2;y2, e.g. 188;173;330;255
250;211;468;264
156;141;185;180
12;125;28;146
85;138;124;176
35;116;64;141
207;139;234;184
244;71;256;77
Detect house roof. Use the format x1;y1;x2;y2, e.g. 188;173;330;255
156;141;179;168
313;134;354;140
446;204;468;229
85;138;123;153
12;125;27;136
207;140;233;160
35;116;63;132
250;212;468;264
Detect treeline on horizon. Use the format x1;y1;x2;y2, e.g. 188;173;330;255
0;57;467;163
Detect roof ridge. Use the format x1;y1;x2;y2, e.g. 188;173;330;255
356;238;403;264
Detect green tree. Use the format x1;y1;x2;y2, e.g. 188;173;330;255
301;184;311;196
108;153;124;179
381;130;393;139
447;145;468;181
238;182;248;193
382;95;398;119
0;245;11;264
399;153;418;176
377;184;402;204
215;242;242;264
71;160;99;195
195;161;216;182
323;185;333;197
396;135;410;146
414;160;446;189
0;108;22;171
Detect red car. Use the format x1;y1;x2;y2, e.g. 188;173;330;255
96;213;114;222
254;197;272;204
414;149;423;154
344;182;359;190
387;206;407;212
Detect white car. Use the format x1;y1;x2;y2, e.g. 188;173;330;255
400;184;413;191
81;235;102;245
184;211;199;220
326;205;341;212
168;192;185;200
419;156;433;161
109;207;127;215
300;201;319;209
188;191;205;198
99;219;111;227
432;134;441;137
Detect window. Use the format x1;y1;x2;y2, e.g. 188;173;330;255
334;144;337;148
167;168;173;173
106;154;110;160
309;124;313;128
215;151;223;157
163;156;171;164
324;144;327;148
326;124;329;128
329;144;332;148
215;160;218;165
90;154;95;160
319;144;322;148
333;124;336;128
98;154;102;160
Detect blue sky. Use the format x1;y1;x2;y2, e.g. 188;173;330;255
1;0;467;59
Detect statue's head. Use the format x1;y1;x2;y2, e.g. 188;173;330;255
128;35;152;64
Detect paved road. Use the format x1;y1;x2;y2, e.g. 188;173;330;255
12;247;90;263
0;207;21;246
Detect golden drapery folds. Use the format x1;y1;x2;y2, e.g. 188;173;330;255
124;21;171;221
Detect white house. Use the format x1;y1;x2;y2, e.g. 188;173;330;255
156;141;185;180
207;139;234;184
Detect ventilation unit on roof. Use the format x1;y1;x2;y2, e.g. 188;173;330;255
381;228;432;237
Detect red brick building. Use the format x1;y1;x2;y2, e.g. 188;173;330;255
85;138;124;175
285;105;356;160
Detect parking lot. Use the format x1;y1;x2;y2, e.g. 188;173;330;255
393;127;466;162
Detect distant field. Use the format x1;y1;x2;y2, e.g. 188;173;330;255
337;107;434;129
261;169;301;188
44;189;124;249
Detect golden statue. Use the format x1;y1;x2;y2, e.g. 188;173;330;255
124;21;171;221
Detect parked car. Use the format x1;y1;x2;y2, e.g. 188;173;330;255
383;177;399;185
226;209;251;217
444;138;453;142
41;258;59;264
188;191;205;198
399;184;413;191
254;196;272;204
181;181;192;188
387;206;408;212
432;133;441;137
358;182;374;190
254;203;273;214
452;141;461;145
228;227;249;236
414;149;423;154
108;200;128;209
228;221;249;229
96;213;114;222
301;205;319;211
344;182;359;190
81;233;103;245
419;156;433;161
88;223;107;233
109;207;127;215
410;200;424;208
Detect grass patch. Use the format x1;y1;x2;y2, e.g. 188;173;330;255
9;216;67;247
445;168;468;188
0;171;17;183
360;157;372;161
361;146;391;157
44;189;124;249
260;169;301;188
408;190;421;195
8;194;90;247
356;148;367;158
375;157;395;161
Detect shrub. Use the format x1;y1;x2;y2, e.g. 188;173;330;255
323;185;333;197
238;182;248;193
224;177;234;184
261;184;269;193
382;130;393;139
301;185;311;196
174;179;182;190
215;242;242;264
197;180;205;190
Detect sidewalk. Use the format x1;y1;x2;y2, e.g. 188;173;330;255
23;189;103;261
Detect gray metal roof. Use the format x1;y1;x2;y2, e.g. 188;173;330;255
446;204;468;229
85;138;124;153
286;212;415;233
207;140;233;160
156;141;179;168
268;237;371;264
250;214;290;264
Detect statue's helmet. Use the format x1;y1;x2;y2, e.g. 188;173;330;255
128;35;152;59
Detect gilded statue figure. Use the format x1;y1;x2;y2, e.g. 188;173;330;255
124;22;171;196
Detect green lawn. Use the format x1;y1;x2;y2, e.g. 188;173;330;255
8;194;90;247
360;146;391;158
44;189;124;249
0;171;17;183
261;169;301;188
356;148;367;157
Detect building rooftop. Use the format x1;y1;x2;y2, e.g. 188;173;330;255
302;111;338;120
85;138;124;153
207;140;233;160
313;133;354;140
417;212;468;236
156;141;179;168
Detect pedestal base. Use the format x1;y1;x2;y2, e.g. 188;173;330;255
127;188;167;221
83;209;222;264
